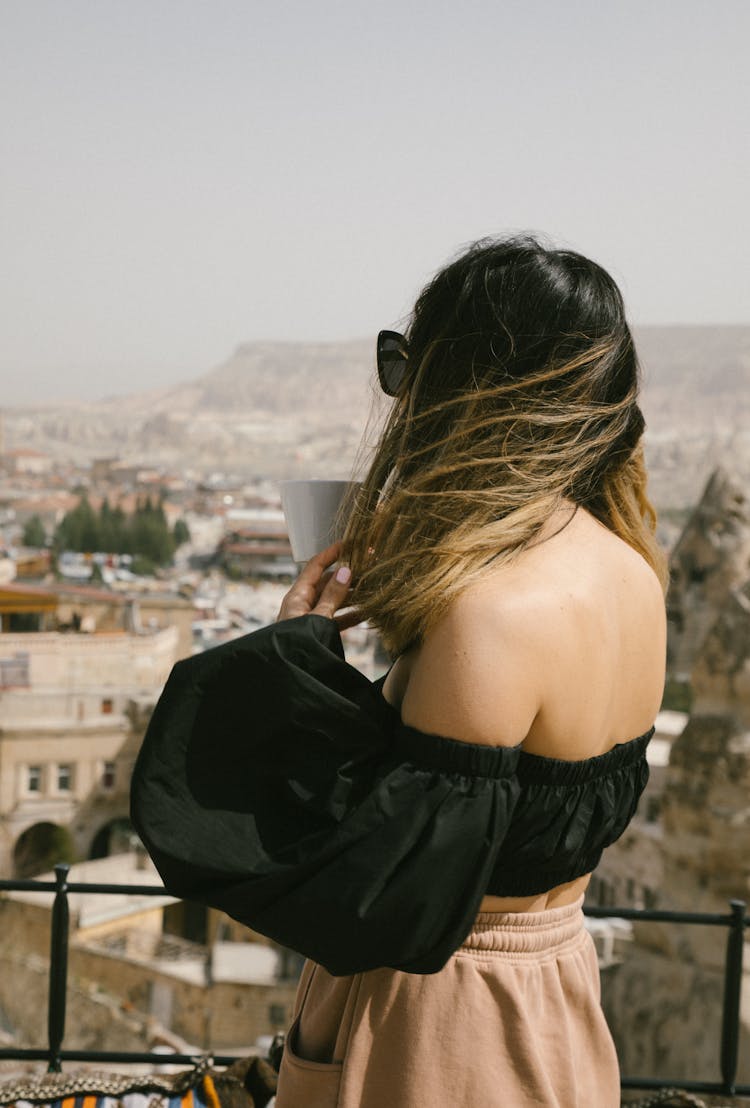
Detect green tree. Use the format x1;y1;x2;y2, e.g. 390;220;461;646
173;518;191;547
78;496;99;551
112;504;129;552
55;495;100;553
99;497;117;552
22;514;47;547
131;503;175;565
131;554;157;576
54;493;178;570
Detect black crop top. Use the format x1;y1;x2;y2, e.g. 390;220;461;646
130;614;653;977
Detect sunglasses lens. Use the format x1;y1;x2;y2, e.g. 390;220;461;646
377;332;407;395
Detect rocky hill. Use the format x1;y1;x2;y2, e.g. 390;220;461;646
3;326;749;504
666;467;750;676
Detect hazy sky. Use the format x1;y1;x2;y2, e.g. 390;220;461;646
1;0;748;404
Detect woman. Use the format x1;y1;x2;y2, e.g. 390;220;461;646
131;235;667;1107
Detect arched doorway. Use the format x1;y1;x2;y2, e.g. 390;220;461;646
13;822;76;878
89;817;136;859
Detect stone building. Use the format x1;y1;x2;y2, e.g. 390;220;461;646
0;582;179;876
2;449;54;477
53;581;196;660
216;526;295;580
0;853;299;1053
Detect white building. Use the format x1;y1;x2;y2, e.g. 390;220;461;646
0;583;178;875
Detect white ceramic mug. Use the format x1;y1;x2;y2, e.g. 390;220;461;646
279;479;361;562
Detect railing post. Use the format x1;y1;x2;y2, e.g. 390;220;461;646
47;864;70;1073
720;898;746;1095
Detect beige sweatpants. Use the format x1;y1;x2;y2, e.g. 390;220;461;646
275;895;620;1108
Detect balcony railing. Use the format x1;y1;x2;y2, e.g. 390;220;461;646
0;866;747;1097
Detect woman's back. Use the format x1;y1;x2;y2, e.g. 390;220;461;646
381;500;666;911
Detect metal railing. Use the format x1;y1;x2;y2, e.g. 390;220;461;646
0;866;746;1096
586;900;748;1097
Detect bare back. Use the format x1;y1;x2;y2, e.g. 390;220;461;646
381;504;667;912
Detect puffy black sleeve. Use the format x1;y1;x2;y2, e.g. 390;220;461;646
130;615;520;975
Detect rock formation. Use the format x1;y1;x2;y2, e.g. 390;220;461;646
601;467;750;1084
667;467;750;678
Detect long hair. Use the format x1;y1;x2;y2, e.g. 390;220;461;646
341;235;668;657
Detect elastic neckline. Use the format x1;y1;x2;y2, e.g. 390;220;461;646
372;674;655;783
396;718;522;778
516;726;654;785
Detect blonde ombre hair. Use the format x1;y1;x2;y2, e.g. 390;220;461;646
341;236;668;657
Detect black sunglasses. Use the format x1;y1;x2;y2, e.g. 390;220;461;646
376;330;409;396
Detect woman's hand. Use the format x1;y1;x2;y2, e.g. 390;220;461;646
276;541;362;630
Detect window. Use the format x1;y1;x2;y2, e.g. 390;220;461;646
101;761;116;790
268;1004;286;1027
8;613;42;633
101;698;113;714
27;766;43;793
57;764;73;792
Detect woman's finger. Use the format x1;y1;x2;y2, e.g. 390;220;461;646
297;541;343;586
311;563;352;620
276;543;345;622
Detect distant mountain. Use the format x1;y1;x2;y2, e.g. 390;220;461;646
164;339;373;414
637;325;750;427
3;327;749;506
634;326;750;511
91;339;374;419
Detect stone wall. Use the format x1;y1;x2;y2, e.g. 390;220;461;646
65;944;297;1049
0;895;298;1053
0;947;155;1054
601;948;750;1084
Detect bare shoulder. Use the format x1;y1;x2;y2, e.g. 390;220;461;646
517;513;667;754
398;576;550;748
397;508;667;754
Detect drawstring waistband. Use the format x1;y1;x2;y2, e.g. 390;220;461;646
460;895;586;957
